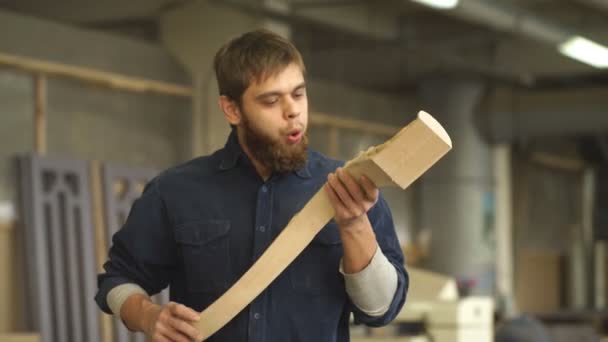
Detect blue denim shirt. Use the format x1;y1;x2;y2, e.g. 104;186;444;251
96;131;408;342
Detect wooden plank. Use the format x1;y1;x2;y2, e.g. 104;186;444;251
0;333;40;342
516;249;562;313
0;52;193;97
90;160;113;342
406;267;458;303
194;111;452;340
0;222;18;331
351;337;429;342
310;112;400;136
34;75;46;155
0;221;14;231
328;126;339;158
530;151;584;172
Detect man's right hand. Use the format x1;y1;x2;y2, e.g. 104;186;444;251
122;294;203;342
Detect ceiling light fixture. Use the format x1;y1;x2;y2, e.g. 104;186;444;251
559;36;608;68
411;0;459;10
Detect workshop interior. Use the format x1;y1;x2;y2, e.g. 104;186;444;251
1;0;608;341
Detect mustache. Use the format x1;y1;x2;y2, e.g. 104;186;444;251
281;124;305;134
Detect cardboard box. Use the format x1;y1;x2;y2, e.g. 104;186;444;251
515;249;562;313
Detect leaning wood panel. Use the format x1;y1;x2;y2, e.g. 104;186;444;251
90;161;113;342
310;111;400;136
18;155;100;342
194;111;452;340
101;163;167;342
0;221;18;332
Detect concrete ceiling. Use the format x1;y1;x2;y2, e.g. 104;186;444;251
292;0;608;91
0;0;607;92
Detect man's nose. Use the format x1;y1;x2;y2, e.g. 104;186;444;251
283;98;300;120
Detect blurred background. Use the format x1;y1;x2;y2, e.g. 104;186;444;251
0;0;607;341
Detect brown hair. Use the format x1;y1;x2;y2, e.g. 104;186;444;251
213;29;306;105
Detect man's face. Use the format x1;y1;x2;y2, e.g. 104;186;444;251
236;63;309;173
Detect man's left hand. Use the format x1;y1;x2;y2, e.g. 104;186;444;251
325;167;379;228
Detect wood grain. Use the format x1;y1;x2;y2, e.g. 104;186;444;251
194;111;452;340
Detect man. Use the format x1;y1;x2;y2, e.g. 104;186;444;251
96;29;408;342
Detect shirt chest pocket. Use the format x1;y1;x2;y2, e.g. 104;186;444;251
175;220;231;293
288;222;344;296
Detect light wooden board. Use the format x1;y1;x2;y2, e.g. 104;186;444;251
194;111;452;340
34;75;46;155
0;333;40;342
0;221;19;332
0;52;193;97
351;337;429;342
90;161;113;342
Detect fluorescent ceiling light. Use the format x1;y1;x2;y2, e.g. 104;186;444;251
411;0;459;10
559;36;608;68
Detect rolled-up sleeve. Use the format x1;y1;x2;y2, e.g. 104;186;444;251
350;194;409;327
95;178;176;314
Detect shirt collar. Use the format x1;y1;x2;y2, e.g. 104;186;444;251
295;158;312;178
218;130;313;179
218;130;241;171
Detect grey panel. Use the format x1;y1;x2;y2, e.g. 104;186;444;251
18;154;101;342
102;163;168;342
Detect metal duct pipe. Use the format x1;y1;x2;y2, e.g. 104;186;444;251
574;0;608;12
417;78;493;286
412;0;572;45
479;110;608;143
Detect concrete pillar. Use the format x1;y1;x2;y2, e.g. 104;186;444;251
417;78;494;294
160;0;291;155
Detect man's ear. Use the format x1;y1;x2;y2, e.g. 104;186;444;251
219;96;241;126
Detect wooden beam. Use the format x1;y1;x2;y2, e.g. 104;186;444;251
328;126;339;158
310;112;399;136
0;221;20;332
0;52;193;97
89;160;113;342
34;74;47;155
530;151;585;171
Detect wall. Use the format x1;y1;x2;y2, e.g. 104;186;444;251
0;9;192;332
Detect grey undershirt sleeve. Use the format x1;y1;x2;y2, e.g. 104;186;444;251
107;283;149;317
339;246;399;317
107;248;399;318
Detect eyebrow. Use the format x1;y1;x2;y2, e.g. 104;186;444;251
255;82;306;100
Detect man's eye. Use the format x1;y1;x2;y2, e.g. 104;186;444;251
263;98;278;105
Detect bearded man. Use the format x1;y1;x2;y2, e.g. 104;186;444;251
96;30;408;342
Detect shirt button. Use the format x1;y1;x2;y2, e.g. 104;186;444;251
261;186;268;193
254;312;261;319
259;225;266;232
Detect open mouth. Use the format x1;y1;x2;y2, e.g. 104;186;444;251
286;129;303;144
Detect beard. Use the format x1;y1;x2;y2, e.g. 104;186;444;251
241;113;308;174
